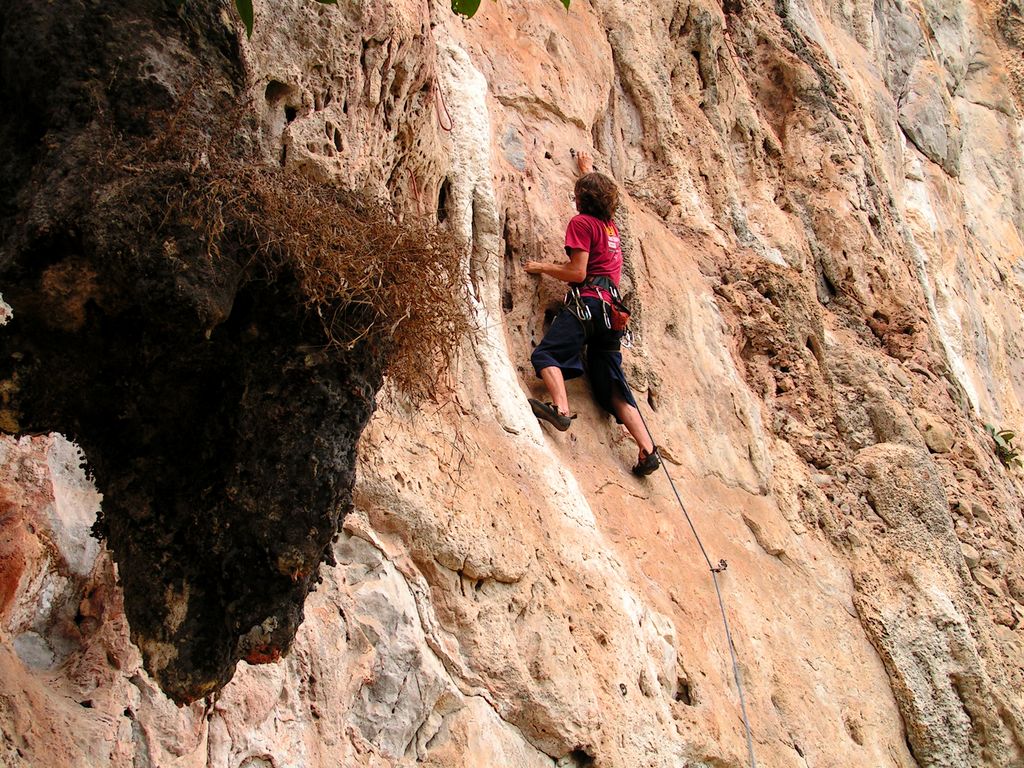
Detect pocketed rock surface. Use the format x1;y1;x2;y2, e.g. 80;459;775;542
2;0;1024;765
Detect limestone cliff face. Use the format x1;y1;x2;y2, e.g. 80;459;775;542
2;0;1024;765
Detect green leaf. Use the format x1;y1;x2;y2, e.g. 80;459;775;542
314;0;338;4
451;0;482;17
561;0;571;8
1000;430;1016;441
235;0;254;37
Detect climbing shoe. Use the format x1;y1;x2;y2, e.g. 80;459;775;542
633;447;661;477
528;399;573;431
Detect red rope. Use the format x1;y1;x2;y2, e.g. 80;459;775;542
432;78;454;132
408;169;424;215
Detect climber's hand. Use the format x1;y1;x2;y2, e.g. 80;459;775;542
524;261;545;275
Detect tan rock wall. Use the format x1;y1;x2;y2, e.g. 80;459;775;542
3;0;1024;764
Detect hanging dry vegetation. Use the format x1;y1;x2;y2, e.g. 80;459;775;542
100;103;468;399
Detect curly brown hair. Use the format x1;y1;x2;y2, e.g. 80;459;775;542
574;172;618;222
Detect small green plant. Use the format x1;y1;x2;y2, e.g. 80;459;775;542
986;424;1023;469
232;0;336;38
231;0;571;36
451;0;569;17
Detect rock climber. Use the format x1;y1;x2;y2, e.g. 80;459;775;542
524;151;661;477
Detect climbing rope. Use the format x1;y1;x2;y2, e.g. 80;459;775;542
408;169;424;216
432;77;454;133
632;403;759;768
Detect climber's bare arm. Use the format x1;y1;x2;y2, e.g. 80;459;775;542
524;249;589;284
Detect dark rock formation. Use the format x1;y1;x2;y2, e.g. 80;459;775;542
0;0;385;702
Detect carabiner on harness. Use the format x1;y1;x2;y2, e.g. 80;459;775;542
565;286;591;324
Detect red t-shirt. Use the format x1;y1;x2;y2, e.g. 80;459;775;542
564;214;622;300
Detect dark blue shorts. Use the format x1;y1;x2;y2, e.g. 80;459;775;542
530;297;637;420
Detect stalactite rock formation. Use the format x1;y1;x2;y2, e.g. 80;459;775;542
2;0;1024;765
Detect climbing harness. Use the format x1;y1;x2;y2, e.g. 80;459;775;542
563;283;636;349
580;275;631;332
572;275;634;348
631;402;759;768
562;292;635;350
